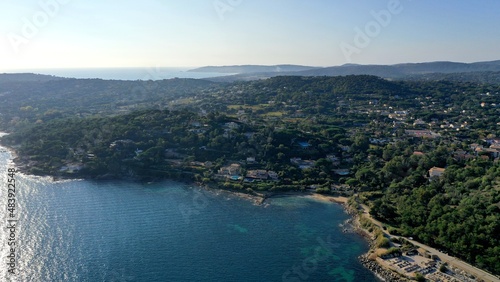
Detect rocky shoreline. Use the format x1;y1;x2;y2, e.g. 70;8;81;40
229;191;407;282
359;254;411;282
1;138;408;281
334;199;411;282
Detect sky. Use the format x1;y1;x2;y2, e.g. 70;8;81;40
1;0;499;70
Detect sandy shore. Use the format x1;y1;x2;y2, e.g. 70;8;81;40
306;193;406;281
0;137;392;280
197;188;351;208
307;193;349;204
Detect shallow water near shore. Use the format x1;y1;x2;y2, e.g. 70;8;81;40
0;148;378;281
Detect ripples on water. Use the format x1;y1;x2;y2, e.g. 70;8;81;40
0;148;378;281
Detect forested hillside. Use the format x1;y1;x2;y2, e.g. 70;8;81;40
0;74;499;274
0;77;219;130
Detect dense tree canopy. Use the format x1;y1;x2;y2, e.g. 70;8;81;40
0;74;499;274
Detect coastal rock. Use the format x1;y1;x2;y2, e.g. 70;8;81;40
358;254;411;282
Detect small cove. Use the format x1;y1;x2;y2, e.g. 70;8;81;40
0;147;378;281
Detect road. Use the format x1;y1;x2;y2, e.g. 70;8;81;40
358;203;500;282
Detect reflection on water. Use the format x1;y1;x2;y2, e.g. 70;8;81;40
0;145;377;281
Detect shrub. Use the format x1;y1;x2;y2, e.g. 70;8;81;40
376;235;391;248
383;247;401;256
415;272;425;282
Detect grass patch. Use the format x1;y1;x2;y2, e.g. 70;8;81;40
227;104;268;110
170;98;194;105
262;111;284;117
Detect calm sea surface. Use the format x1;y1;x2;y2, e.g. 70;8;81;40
5;67;231;81
0;146;378;281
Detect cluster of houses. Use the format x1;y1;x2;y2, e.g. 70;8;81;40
217;163;243;180
424;138;500;181
388;110;408;121
370;100;477;133
245;170;279;182
470;140;500;159
215;163;279;182
405;130;441;139
290;157;315;170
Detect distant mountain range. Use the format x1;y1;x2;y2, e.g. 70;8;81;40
189;60;500;82
189;64;319;74
4;60;500;84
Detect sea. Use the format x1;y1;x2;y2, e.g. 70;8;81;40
0;141;378;281
4;67;232;81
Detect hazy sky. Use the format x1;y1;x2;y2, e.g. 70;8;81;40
1;0;499;70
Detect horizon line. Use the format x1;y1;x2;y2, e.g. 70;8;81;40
2;58;500;73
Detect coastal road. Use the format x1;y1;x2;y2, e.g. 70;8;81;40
401;238;500;282
358;203;500;282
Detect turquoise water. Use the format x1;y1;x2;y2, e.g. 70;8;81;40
0;148;378;281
